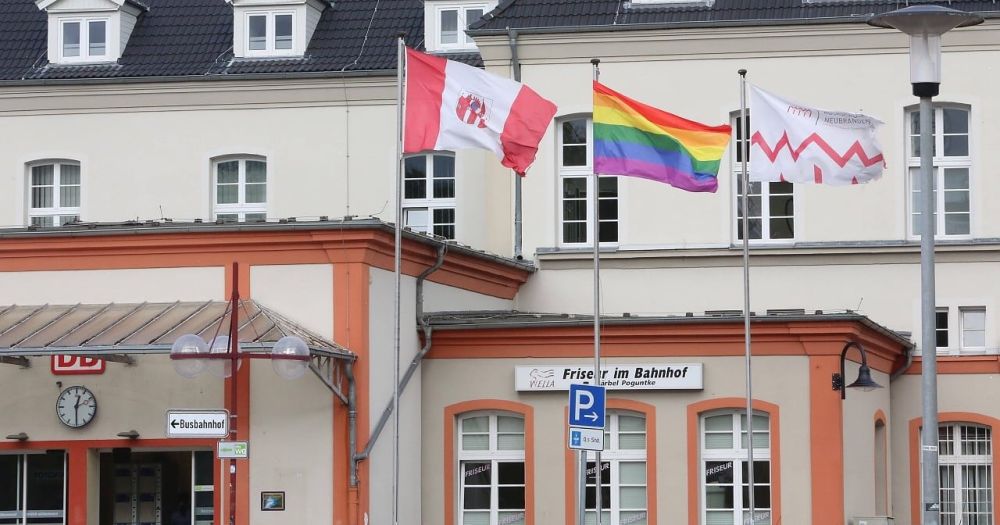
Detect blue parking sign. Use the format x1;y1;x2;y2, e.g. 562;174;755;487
568;383;606;429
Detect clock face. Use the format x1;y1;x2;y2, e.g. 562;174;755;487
56;386;97;428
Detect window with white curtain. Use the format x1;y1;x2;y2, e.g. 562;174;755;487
28;161;81;227
960;307;987;352
458;412;525;525
559;117;618;247
427;2;494;51
935;423;993;525
907;105;972;238
701;411;772;525
583;412;647;525
403;154;456;239
59;18;109;62
245;11;296;56
213;156;267;223
0;451;66;523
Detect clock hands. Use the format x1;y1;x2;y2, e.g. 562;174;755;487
74;393;81;425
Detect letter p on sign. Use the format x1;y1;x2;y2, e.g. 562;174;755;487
568;383;605;429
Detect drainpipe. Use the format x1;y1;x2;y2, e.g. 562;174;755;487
352;244;447;480
346;361;359;525
509;27;524;260
889;344;914;381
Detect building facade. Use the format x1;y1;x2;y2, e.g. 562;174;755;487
1;0;999;524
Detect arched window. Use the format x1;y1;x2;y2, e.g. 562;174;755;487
458;412;526;525
403;153;456;239
701;410;772;525
875;416;888;515
212;156;267;222
583;411;647;525
906;104;972;238
558;116;618;247
936;423;992;524
27;160;81;227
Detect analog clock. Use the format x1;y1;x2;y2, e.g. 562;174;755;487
56;386;97;428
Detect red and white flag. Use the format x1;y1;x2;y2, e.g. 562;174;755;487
749;85;885;185
404;48;557;176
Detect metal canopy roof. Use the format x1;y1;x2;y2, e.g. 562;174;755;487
0;300;354;361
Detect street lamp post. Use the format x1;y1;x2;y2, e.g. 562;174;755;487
867;8;983;525
170;262;310;525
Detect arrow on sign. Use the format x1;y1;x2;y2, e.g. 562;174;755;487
584;413;598;422
171;419;179;428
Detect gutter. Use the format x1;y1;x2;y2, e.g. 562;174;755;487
350;244;447;487
0;67;398;88
468;12;1000;37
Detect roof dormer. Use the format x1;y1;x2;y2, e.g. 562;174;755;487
424;0;497;53
230;0;328;59
35;0;146;65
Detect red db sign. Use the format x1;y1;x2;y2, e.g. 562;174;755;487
51;355;106;375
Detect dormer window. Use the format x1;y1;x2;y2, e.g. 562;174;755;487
231;0;326;59
36;0;145;65
425;1;496;52
60;18;108;62
246;12;295;56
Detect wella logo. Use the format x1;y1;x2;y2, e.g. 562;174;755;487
528;368;555;389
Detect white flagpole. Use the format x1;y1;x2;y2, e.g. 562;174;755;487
590;57;603;525
738;68;757;525
393;34;405;525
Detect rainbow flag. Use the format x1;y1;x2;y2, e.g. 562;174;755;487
593;81;732;193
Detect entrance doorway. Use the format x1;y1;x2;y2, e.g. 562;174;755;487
99;450;213;525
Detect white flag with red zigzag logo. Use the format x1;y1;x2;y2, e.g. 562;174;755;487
748;85;885;185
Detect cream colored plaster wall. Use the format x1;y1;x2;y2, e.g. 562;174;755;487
421;355;812;525
247;263;335;523
890;373;1000;525
842;364;891;521
368;267;422;525
250;263;334;340
500;26;1000;256
0;267;223;303
515;259;1000;350
422;280;513;313
248;359;334;525
0;355;221;441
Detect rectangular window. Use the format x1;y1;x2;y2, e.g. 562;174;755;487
908;106;972;238
559;118;618;247
432;3;490;50
403;154;456;239
28;162;81;227
584;413;647;525
935;424;993;525
733;112;794;242
59;18;109;62
213;157;267;222
458;414;526;525
960;307;986;351
246;12;296;56
937;307;950;349
0;452;67;524
702;412;772;525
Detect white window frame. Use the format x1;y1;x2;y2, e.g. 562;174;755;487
558;116;619;248
27;161;81;227
0;451;67;524
701;410;773;525
403;153;457;239
906;104;973;240
457;412;526;525
430;2;492;51
931;423;994;525
58;17;110;63
244;11;296;57
959;306;987;353
583;412;648;525
212;156;267;223
731;112;795;244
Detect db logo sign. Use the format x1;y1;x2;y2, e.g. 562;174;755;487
51;355;105;375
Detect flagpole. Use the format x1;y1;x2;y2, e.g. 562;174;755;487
590;57;603;525
393;33;405;525
738;68;756;525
